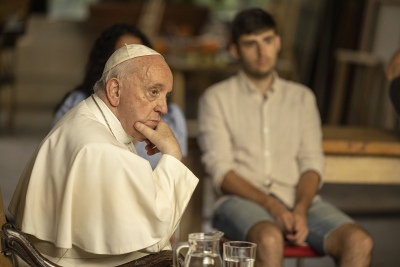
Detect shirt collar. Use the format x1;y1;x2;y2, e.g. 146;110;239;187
88;94;134;146
238;70;279;97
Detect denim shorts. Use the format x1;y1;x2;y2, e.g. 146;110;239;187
213;196;355;254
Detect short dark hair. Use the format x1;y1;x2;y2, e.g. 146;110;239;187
231;8;277;45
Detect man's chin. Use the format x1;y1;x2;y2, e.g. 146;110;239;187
135;135;147;142
243;67;273;79
131;131;146;143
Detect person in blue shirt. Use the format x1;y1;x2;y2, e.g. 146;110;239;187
53;23;187;168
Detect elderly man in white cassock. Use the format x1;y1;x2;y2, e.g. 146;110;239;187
9;44;199;266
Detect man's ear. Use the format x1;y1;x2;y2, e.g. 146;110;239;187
106;78;120;107
275;35;281;53
229;43;240;60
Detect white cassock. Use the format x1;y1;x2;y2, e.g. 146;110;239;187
9;94;198;266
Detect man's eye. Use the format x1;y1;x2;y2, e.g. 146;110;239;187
264;36;274;44
150;89;159;96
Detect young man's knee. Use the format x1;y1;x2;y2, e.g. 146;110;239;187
327;223;373;254
347;226;374;252
247;221;283;246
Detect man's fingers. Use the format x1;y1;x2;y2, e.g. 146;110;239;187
134;121;148;136
285;228;305;244
135;121;182;160
134;122;153;140
282;216;294;234
145;141;160;155
145;139;156;149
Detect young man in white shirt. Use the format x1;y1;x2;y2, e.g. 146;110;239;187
198;8;373;267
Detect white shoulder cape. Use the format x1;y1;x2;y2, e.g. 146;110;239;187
9;95;198;255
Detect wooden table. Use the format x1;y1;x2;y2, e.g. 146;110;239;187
322;126;400;184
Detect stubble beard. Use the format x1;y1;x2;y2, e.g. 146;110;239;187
240;55;275;79
243;64;274;80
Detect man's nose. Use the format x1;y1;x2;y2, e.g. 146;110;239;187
155;98;168;114
258;43;267;56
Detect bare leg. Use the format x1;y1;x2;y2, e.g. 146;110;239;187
325;223;373;267
247;221;284;267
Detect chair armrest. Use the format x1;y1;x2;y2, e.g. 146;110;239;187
1;223;61;267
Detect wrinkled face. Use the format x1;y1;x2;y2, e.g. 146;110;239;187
234;29;281;79
115;56;173;141
115;35;143;49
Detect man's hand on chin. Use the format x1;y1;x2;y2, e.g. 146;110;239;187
134;120;182;160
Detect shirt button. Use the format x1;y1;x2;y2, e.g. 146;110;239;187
264;180;272;188
264;151;270;156
263;127;269;134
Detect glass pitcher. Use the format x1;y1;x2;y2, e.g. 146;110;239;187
173;231;224;267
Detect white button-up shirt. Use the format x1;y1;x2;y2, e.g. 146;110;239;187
198;71;324;208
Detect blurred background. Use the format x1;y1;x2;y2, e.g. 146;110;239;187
1;0;399;130
1;1;400;266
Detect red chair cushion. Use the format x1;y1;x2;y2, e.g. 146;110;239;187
220;237;322;258
283;244;323;258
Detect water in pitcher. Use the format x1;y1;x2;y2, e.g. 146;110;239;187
185;252;223;267
224;256;255;267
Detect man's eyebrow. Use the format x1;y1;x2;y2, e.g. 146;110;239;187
242;39;257;45
149;83;165;89
263;35;275;40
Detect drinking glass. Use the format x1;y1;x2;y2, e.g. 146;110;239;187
223;241;257;267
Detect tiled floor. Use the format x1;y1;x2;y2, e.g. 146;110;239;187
1;15;400;267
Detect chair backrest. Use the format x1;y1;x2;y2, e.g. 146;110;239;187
2;224;178;267
1;223;62;267
0;188;177;267
1;187;60;266
1;223;178;267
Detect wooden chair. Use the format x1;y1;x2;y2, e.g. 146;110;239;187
0;188;177;267
1;223;63;267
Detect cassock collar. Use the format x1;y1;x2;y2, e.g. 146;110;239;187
87;94;134;146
